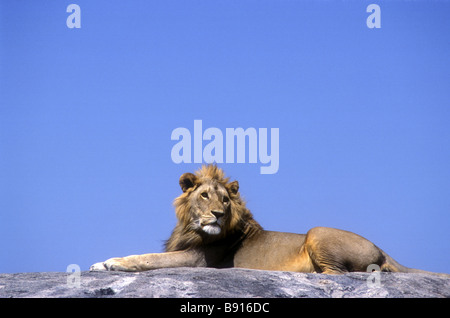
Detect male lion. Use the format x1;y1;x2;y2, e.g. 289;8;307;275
91;165;447;276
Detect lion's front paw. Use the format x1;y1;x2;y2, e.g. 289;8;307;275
90;257;138;272
90;261;108;271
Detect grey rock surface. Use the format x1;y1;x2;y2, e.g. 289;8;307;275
0;267;449;298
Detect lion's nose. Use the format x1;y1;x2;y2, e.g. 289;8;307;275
211;210;224;219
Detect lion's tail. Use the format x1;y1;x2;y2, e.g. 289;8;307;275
380;249;450;278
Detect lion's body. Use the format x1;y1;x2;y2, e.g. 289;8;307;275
90;165;448;277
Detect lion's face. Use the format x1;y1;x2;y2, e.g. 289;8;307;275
188;181;231;235
178;171;239;236
167;165;261;252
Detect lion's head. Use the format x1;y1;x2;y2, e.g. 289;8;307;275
165;165;262;252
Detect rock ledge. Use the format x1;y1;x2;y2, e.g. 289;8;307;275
1;267;449;298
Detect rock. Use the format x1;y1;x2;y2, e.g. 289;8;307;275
0;267;449;298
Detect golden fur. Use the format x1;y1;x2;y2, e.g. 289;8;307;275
90;165;449;277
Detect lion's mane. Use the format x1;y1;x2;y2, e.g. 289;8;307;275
164;165;262;252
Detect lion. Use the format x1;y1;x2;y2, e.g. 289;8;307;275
90;165;448;276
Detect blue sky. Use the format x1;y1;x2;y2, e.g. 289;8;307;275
1;0;449;274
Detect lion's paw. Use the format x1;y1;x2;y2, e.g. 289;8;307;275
89;261;108;271
90;257;136;272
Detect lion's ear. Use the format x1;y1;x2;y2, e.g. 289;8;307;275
179;173;197;192
227;180;239;195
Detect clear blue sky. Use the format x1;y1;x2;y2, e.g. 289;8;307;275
1;0;449;274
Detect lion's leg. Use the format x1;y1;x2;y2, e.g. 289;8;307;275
302;227;385;274
90;250;206;272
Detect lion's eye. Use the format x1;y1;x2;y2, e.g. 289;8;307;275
223;196;230;203
201;192;209;199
